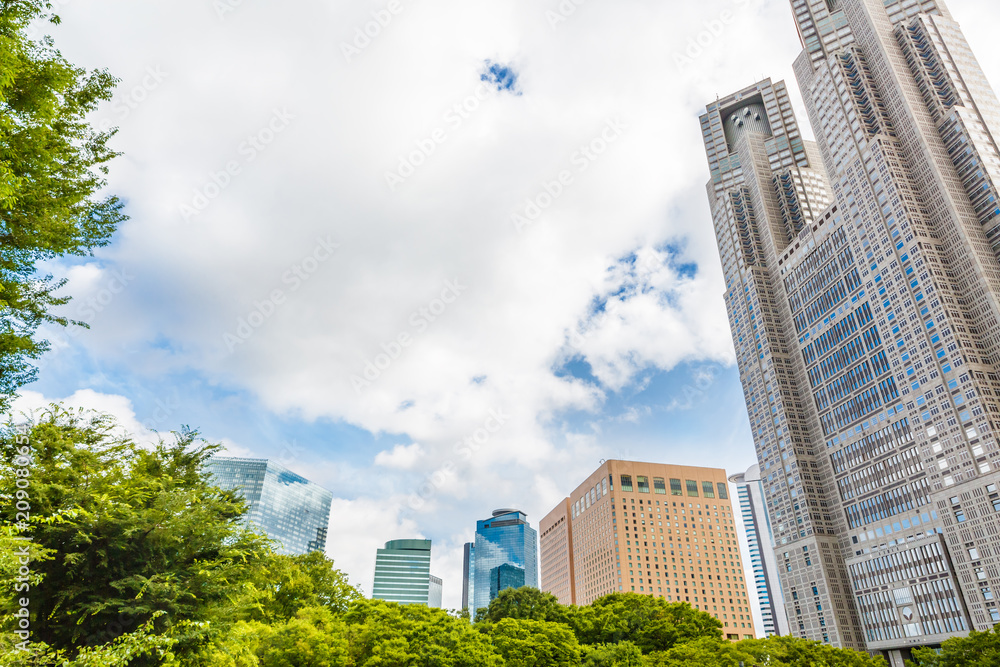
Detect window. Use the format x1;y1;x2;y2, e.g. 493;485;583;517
670;479;683;496
970;547;981;561
621;475;634;492
956;510;967;523
702;481;716;498
717;483;729;500
654;477;667;494
638;476;650;493
609;474;614;491
602;478;608;495
686;480;699;497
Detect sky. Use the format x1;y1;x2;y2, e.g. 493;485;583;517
11;0;1000;622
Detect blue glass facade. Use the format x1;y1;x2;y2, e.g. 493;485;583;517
462;542;475;610
472;509;538;613
204;456;332;556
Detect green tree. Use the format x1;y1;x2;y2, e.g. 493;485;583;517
490;617;581;667
345;598;503;667
479;587;568;625
570;594;721;653
908;624;1000;667
246;550;361;624
580;641;645;667
738;635;887;666
257;606;351;667
0;1;126;408
646;637;754;667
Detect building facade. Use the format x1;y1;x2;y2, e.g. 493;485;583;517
429;575;443;609
204;456;332;555
539;461;757;640
372;539;441;607
462;542;475;610
730;465;791;637
702;0;1000;661
471;509;538;613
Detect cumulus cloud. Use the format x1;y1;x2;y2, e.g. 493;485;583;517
375;442;425;469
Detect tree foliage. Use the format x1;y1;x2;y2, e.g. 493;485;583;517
0;0;126;407
908;624;1000;667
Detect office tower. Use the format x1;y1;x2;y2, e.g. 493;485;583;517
204;456;332;555
701;0;1000;660
471;509;538;613
429;575;443;609
729;465;790;637
462;542;475;610
372;539;441;607
539;498;575;605
539;461;757;640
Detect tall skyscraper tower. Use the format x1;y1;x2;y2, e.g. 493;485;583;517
729;465;790;637
372;539;441;607
540;461;756;640
204;456;332;555
471;509;538;613
702;1;1000;661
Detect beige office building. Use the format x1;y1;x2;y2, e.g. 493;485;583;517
540;460;757;640
702;0;1000;662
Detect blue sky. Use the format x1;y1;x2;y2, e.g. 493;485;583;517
12;0;1000;618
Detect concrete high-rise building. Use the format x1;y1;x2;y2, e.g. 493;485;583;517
204;457;331;555
471;509;538;613
539;461;757;640
729;465;790;637
372;539;441;607
462;542;475;610
701;1;1000;661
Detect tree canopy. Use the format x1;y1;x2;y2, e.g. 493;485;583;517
0;0;126;409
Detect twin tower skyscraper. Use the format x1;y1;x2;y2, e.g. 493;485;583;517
702;0;1000;663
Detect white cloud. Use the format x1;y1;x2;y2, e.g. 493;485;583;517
374;442;425;469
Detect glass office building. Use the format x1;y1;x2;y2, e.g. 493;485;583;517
462;542;475;610
204;456;332;555
372;539;441;607
471;509;538;613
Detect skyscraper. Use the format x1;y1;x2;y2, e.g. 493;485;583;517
204;456;332;555
729;465;790;637
702;0;1000;660
471;509;538;613
462;542;475;610
372;539;441;607
539;461;757;640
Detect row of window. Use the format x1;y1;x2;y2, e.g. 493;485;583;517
619;475;728;500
